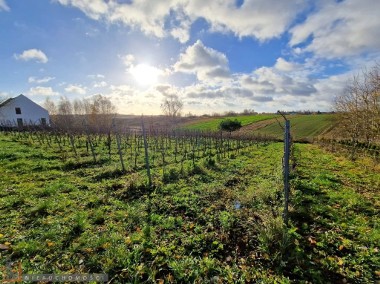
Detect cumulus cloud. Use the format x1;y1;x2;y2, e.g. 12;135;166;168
93;81;107;88
55;0;306;43
174;40;230;82
0;0;9;11
183;0;305;41
28;76;55;84
275;58;301;72
56;0;108;20
290;0;380;58
243;66;317;97
28;86;59;96
64;84;86;95
14;49;48;63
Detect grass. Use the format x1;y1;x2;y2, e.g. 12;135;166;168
253;114;336;141
0;133;289;282
0;132;379;283
287;144;379;282
181;114;277;131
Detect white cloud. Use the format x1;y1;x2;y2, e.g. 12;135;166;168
28;76;55;84
56;0;108;20
0;0;9;11
93;81;107;88
87;74;105;79
14;49;48;63
56;0;306;43
174;40;230;82
0;91;10;100
64;84;86;95
120;54;135;67
290;0;380;58
28;86;59;97
274;58;301;72
243;66;317;97
183;0;305;41
109;85;136;97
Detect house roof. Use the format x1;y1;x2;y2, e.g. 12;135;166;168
0;98;13;108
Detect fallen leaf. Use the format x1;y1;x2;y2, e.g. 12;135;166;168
125;237;132;245
308;237;317;245
0;234;4;238
101;242;110;249
0;244;9;250
4;241;11;246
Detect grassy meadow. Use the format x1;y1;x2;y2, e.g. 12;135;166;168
252;114;337;141
0;131;379;283
181;114;277;131
181;113;337;141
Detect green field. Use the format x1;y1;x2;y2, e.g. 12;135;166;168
0;132;379;283
181;114;336;141
182;114;277;131
252;114;336;140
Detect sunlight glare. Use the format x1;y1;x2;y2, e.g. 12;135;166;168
130;64;160;86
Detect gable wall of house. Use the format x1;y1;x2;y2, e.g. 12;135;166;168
0;95;49;126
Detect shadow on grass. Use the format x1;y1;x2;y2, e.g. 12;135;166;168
285;178;347;283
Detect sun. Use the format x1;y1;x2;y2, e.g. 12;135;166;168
130;64;161;86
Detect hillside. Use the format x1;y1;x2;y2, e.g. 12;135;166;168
181;114;277;131
181;114;337;141
251;114;337;141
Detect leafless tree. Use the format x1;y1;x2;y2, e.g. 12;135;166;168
161;95;183;124
335;64;380;145
55;96;74;129
86;94;116;132
43;97;57;115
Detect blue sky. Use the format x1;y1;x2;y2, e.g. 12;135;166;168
1;0;379;115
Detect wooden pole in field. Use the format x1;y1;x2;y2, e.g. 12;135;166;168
141;116;152;189
113;119;126;173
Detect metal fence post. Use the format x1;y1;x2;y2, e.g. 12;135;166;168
277;111;291;224
283;119;290;224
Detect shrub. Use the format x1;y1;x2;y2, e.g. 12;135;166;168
218;119;242;132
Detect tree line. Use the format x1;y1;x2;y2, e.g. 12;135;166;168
43;94;116;132
334;64;380;146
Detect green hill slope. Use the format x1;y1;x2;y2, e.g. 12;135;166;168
182;114;277;131
252;114;337;140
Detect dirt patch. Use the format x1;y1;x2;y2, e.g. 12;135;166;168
236;118;278;134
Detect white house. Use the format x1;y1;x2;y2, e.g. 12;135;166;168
0;94;50;127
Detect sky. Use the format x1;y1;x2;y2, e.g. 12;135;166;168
1;0;380;115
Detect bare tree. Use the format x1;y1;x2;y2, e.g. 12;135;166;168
85;94;116;131
161;95;183;124
56;96;74;130
73;99;85;116
43;97;57;115
335;64;380;145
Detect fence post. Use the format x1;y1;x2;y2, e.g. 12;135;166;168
283;119;290;224
278;111;291;224
113;119;126;173
141;116;152;189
